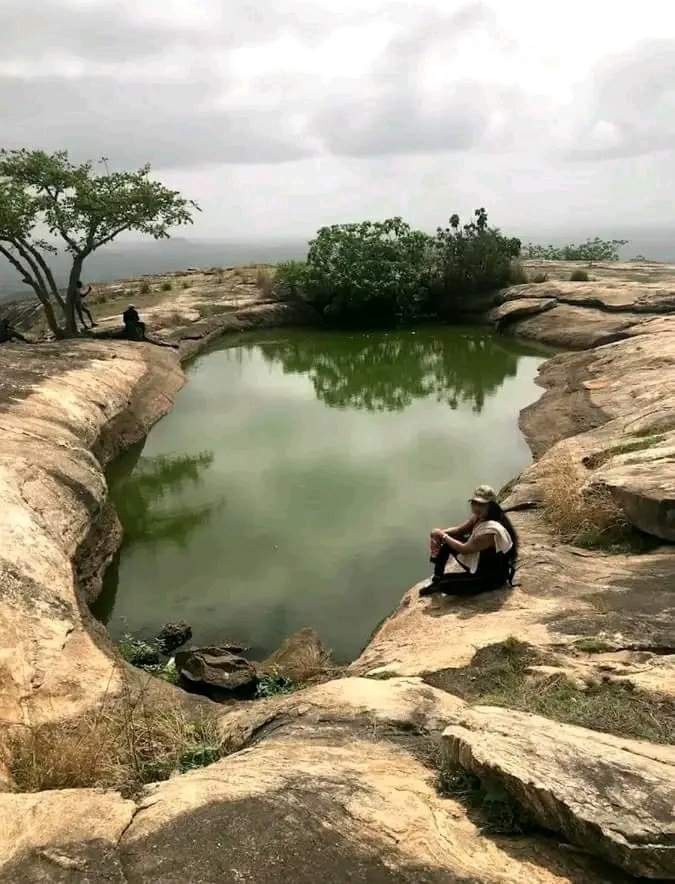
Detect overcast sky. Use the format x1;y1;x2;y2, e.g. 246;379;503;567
2;0;675;240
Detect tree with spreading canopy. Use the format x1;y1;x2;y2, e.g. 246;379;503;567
0;149;198;338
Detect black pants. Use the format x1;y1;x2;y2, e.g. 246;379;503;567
76;299;95;328
123;321;147;341
421;544;507;597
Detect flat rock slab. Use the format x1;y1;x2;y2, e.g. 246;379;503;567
0;789;135;882
502;280;675;314
489;297;558;325
443;706;675;879
597;460;675;541
501;303;643;349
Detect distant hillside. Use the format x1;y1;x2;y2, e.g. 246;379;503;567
0;238;308;302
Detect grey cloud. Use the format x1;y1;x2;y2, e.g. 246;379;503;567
311;4;524;157
2;0;671;176
315;84;494;157
0;0;335;64
0;0;176;62
0;76;310;167
568;40;675;160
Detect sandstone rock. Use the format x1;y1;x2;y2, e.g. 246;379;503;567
595;462;675;541
0;678;622;882
0;788;135;881
442;705;675;879
2;263;675;883
0;341;184;726
489;296;558;327
501;278;675;314
156;621;192;654
175;646;258;696
501;303;642;349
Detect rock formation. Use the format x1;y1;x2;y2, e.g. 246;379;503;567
0;262;673;881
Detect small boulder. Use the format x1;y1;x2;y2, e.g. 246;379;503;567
175;646;258;698
156;621;193;654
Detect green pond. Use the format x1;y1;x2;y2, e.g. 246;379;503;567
93;326;546;663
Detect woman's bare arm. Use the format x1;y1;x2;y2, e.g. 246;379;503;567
442;533;494;555
441;516;476;537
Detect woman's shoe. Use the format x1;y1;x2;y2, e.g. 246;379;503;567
420;577;440;597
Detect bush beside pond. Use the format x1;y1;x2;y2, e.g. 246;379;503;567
275;209;522;325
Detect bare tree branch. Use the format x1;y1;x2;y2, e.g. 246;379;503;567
0;242;62;336
18;237;65;309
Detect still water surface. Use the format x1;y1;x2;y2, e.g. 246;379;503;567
94;327;546;662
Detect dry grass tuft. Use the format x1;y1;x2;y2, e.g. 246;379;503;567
3;677;222;795
255;266;276;298
538;451;628;547
261;628;334;684
162;310;185;327
508;260;528;285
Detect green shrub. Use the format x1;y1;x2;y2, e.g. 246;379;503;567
296;217;431;325
429;208;521;312
522;238;628;262
275;260;309;301
570;269;589;281
140;281;151;295
161;280;173;292
276;209;522;324
118;634;160;667
531;272;548;283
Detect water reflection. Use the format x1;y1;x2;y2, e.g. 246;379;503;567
252;330;524;413
97;327;545;660
112;449;216;548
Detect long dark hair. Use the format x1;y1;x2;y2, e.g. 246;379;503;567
486;500;518;560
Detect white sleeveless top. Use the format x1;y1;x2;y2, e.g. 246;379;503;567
457;519;513;574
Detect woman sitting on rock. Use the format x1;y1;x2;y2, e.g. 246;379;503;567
420;484;518;597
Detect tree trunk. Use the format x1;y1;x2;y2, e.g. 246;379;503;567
64;256;85;337
0;242;63;338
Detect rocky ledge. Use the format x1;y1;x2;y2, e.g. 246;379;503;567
0;263;673;882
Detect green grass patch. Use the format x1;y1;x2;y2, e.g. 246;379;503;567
569;269;589;281
573;524;661;554
118;633;160;667
256;672;295;698
573;638;615;653
425;639;675;743
584;435;664;470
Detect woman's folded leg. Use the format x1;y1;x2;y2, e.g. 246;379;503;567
420;571;492;597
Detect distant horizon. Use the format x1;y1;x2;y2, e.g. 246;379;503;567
2;224;675;301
